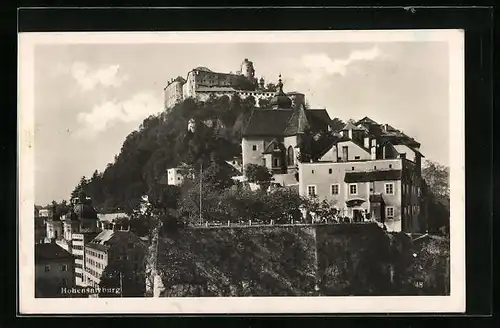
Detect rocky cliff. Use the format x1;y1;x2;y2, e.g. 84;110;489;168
146;223;449;297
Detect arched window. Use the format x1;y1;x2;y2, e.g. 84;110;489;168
287;146;294;166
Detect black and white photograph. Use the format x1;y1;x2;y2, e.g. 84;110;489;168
18;30;465;314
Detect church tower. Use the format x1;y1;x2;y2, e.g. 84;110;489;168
269;74;292;109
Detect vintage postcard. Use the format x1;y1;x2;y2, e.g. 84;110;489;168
18;30;465;314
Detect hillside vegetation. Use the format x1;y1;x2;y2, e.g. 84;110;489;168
71;95;345;214
149;224;450;297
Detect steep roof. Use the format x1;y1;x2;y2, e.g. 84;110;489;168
86;230;144;252
243;108;332;137
344;170;402;183
306;109;332;127
35;243;73;262
242;109;294;137
355;116;379;126
342;121;365;131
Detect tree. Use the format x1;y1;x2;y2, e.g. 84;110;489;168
245;164;273;190
421;160;450;234
74;95;250;213
201;160;235;191
422;161;449;200
330;118;345;132
241;96;256;115
99;260;145;297
70;176;88;200
258;98;271;108
265;83;277;92
233;75;257;91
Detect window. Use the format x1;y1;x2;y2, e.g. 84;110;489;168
328;168;332;174
389;164;393;168
44;265;50;272
287;146;294;166
386;207;395;218
351;167;355;171
62;278;68;287
61;264;68;272
252;145;257;151
349;184;357;195
307;185;316;197
312;169;315;174
374;166;377;170
273;158;280;167
354;156;360;160
385;183;394;195
331;184;339;195
75;263;82;269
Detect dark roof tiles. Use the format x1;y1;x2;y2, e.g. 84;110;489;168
242;108;331;137
35;243;74;261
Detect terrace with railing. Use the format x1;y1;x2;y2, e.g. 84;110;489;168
190;215;384;229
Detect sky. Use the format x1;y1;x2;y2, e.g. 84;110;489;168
34;41;449;205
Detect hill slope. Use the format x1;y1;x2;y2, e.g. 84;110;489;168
75;95;345;213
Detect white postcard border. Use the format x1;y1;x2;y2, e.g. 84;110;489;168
18;29;465;314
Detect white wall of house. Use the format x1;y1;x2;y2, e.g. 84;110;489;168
298;159;404;232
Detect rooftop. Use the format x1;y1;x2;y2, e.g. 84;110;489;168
242;108;331;137
35;243;73;262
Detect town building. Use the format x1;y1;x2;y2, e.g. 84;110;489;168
298;117;424;233
97;212;130;230
48;193;102;286
39;208;53;218
72;232;99;286
34;216;46;244
45;213;63;243
166;163;193;186
163;59;288;110
35;242;75;298
241;76;333;188
84;221;147;296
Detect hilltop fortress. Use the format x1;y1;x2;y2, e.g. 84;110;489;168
163;58;305;110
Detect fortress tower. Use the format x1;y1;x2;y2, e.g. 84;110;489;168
240;58;255;80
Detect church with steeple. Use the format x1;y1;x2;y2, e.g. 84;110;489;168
241;75;335;187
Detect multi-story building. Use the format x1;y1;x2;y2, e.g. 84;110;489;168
72;232;99;286
167;167;185;186
241;76;333;187
164;76;186;109
35;242;75;298
84;222;147;296
47;193;102;285
163;58;286;110
45;214;63;242
34;216;46;244
298;117;424;233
